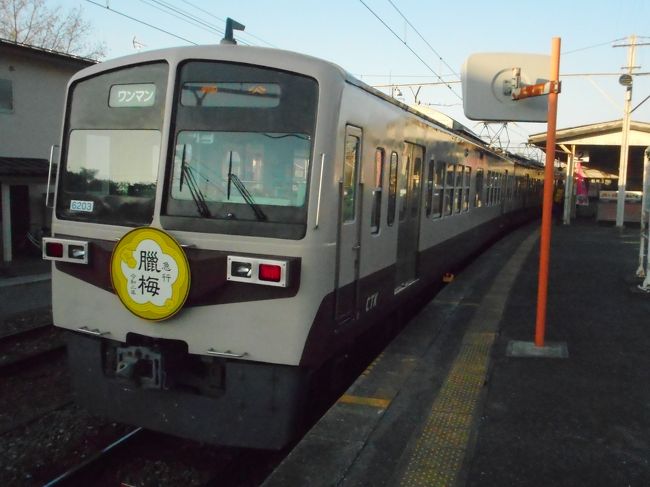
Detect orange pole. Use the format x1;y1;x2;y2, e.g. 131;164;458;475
535;37;561;347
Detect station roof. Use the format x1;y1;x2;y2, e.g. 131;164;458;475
528;119;650;189
0;157;48;183
528;119;650;149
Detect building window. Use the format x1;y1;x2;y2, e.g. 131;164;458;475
0;79;13;113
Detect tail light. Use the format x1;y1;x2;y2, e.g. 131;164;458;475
42;237;89;264
259;263;282;282
227;256;289;287
45;241;64;258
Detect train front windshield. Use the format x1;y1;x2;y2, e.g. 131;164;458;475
163;61;318;239
56;59;318;238
56;62;168;226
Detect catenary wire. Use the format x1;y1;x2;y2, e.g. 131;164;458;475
386;0;460;79
140;0;251;46
562;37;627;55
85;0;198;45
357;0;462;100
180;0;277;47
138;0;225;36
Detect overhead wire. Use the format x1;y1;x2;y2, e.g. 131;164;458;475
386;0;460;79
137;0;230;41
87;0;272;48
357;0;463;100
562;37;627;55
180;0;277;48
84;0;198;45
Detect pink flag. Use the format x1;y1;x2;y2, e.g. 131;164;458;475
576;162;589;206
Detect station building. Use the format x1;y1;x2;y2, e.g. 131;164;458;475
0;38;95;263
529;120;650;222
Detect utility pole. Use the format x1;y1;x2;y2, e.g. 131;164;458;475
613;35;650;227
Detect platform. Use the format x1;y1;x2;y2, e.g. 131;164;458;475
263;221;650;487
0;255;51;336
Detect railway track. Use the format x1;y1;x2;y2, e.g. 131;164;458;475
0;323;66;376
42;427;144;487
40;426;287;487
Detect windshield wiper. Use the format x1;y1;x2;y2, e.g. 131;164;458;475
225;151;266;221
180;144;211;218
228;173;267;221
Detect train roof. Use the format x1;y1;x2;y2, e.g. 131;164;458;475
70;44;542;169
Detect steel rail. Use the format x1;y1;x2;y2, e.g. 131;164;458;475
42;427;144;487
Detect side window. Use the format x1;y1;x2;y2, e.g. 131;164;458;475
454;165;464;213
371;148;385;234
343;133;359;222
475;168;484;207
387;152;398;226
434;161;445;217
463;167;471;212
444;163;455;216
487;170;494;206
0;79;13;113
425;159;434;217
399;155;410;221
412;156;422;217
497;173;503;203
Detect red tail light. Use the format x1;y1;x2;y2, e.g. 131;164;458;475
259;264;282;282
42;237;89;264
45;242;64;258
227;256;290;287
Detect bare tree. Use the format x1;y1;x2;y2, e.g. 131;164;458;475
0;0;106;59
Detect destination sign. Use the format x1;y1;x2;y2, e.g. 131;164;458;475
109;83;156;108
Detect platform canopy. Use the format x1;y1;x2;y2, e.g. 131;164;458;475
528;119;650;189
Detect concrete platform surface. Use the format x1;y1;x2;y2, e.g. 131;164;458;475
264;221;650;487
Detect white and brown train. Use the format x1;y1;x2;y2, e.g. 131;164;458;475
43;44;543;449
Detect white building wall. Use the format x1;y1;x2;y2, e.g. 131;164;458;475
0;49;88;159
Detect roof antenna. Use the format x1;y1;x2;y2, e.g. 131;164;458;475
221;18;245;45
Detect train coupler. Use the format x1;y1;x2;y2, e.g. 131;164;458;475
115;346;164;389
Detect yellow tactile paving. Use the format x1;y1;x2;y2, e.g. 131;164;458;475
399;232;538;486
338;394;391;409
399;331;496;486
360;351;385;378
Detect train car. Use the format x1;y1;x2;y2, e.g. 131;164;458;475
43;43;543;449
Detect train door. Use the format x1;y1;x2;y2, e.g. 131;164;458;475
335;126;363;322
395;142;424;290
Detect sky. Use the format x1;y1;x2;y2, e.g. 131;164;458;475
57;0;650;159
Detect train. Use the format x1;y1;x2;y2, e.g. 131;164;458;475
42;42;543;449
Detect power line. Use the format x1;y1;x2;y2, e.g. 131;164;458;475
139;0;256;46
562;37;626;55
357;0;462;100
372;80;461;88
180;0;277;48
85;0;198;45
386;0;460;79
357;73;458;78
137;0;229;40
